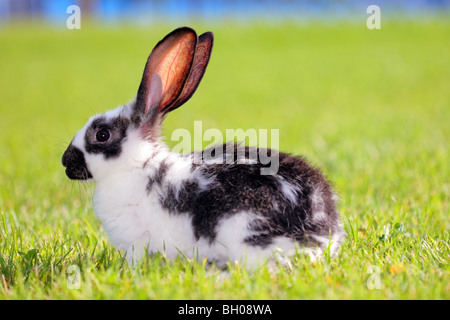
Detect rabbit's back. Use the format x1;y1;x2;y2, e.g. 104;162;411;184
150;143;344;261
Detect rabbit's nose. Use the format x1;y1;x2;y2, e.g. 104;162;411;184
61;145;71;167
61;145;93;180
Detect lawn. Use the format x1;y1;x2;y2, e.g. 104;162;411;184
0;19;449;300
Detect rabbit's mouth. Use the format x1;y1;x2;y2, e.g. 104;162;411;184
62;145;93;180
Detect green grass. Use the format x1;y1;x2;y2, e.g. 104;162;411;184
0;20;449;299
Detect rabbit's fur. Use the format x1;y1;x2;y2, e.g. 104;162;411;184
62;27;345;267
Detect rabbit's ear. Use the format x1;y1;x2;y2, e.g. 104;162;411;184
163;31;214;113
135;27;197;117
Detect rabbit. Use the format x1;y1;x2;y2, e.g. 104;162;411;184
62;27;345;268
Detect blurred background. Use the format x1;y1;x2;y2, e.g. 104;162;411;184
0;0;448;226
0;0;449;300
0;0;449;25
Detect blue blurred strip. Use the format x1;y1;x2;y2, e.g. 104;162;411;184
0;0;449;24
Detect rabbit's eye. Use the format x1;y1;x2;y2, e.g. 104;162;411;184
95;129;110;142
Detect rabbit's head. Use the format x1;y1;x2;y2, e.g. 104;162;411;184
62;27;213;182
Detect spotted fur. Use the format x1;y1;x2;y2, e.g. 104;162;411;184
61;27;345;267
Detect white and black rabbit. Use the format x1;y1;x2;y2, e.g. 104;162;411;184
62;27;345;267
